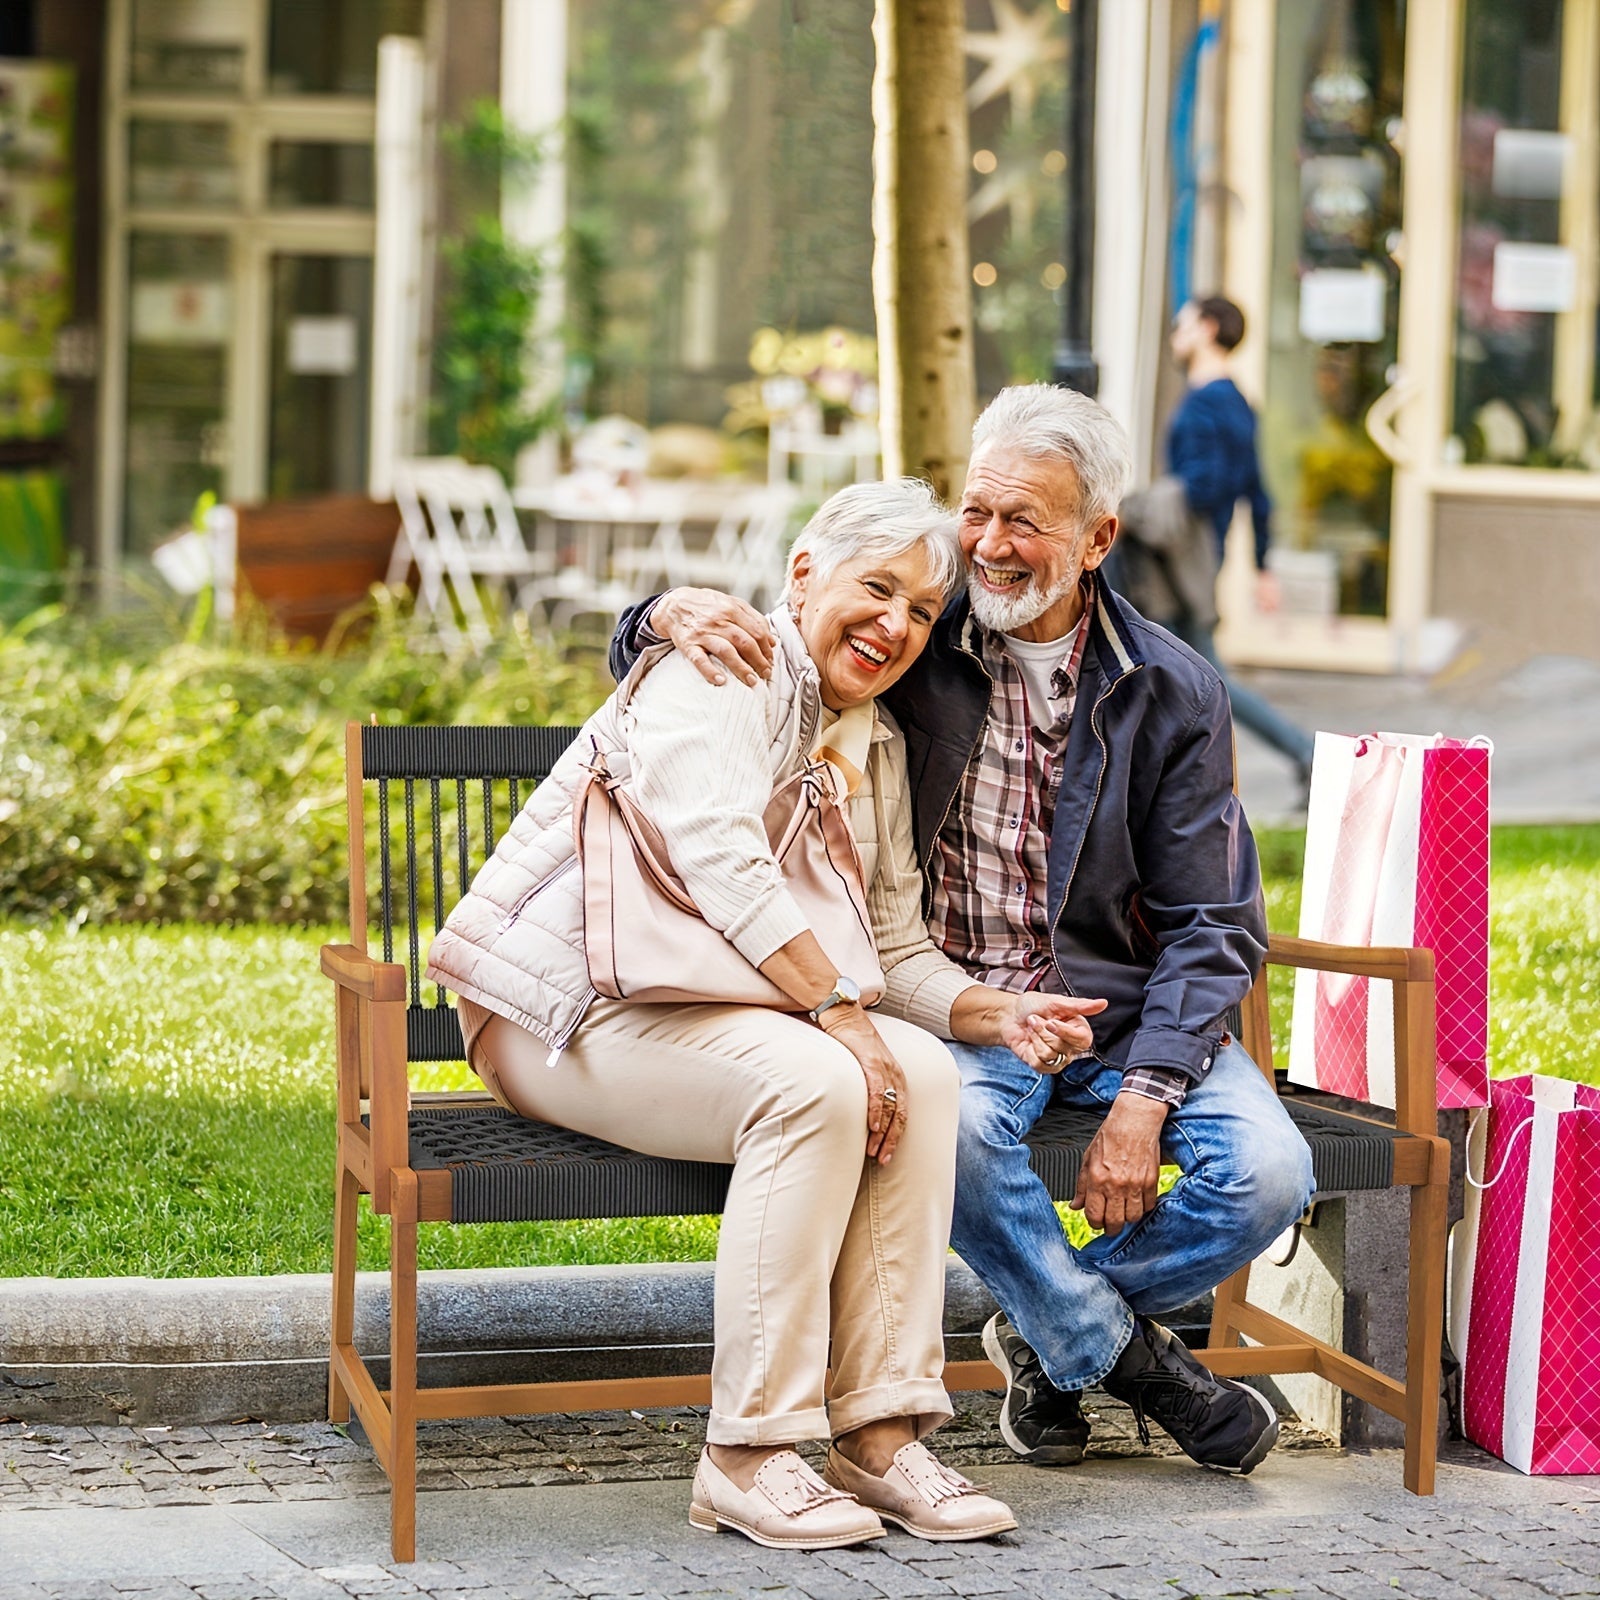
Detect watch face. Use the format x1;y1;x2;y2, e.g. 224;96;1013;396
836;976;862;1004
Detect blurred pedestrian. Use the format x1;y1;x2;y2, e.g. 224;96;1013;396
1120;296;1314;794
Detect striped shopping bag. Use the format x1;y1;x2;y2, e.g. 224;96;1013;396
1453;1076;1600;1473
1288;731;1491;1110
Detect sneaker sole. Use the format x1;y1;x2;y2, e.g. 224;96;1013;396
689;1500;883;1550
981;1316;1087;1467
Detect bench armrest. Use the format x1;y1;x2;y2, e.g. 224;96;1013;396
321;943;408;1001
1256;936;1438;1138
1265;935;1434;985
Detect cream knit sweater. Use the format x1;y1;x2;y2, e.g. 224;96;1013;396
617;645;983;1034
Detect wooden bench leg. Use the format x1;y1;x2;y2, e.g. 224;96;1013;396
1209;1260;1251;1350
329;1163;360;1425
1404;1171;1448;1496
390;1168;419;1564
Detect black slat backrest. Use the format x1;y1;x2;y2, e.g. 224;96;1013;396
359;724;584;1060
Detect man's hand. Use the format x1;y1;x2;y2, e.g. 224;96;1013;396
1070;1091;1166;1235
651;588;776;687
1001;994;1107;1072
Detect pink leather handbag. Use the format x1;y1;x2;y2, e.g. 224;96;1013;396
575;746;886;1008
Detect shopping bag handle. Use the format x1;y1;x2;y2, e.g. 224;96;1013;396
1463;1108;1536;1191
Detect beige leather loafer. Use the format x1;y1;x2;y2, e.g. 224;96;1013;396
825;1440;1018;1542
689;1448;885;1550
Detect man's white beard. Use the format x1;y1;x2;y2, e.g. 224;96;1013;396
966;565;1079;635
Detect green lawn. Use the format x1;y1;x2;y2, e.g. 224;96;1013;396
2;824;1596;1279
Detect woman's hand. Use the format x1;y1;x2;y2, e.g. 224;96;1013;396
1000;993;1108;1073
818;1005;909;1165
651;588;776;688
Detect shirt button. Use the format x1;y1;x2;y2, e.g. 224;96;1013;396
1015;740;1025;752
1010;816;1020;826
1015;882;1025;894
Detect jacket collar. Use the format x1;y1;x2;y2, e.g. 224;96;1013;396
943;573;1145;685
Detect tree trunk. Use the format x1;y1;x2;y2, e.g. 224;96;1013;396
871;0;975;503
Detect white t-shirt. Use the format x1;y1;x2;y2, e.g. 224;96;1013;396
1001;624;1082;731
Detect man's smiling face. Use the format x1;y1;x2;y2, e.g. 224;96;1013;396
958;445;1116;642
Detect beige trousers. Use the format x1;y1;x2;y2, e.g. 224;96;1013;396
464;996;959;1446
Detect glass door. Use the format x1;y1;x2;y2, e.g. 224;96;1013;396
266;250;372;499
1259;0;1407;620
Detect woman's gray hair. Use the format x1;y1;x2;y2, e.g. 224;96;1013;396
970;384;1132;525
784;477;964;600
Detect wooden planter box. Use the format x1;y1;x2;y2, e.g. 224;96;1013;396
235;493;400;641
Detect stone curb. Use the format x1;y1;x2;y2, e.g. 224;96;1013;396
1;1260;1005;1428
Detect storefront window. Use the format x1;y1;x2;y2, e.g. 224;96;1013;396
1261;0;1404;617
129;118;238;209
1450;0;1593;467
267;141;374;210
565;1;1068;437
124;232;230;555
130;0;247;94
266;0;425;97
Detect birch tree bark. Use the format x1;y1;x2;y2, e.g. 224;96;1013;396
871;0;976;502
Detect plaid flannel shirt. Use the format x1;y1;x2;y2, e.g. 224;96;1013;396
927;585;1188;1108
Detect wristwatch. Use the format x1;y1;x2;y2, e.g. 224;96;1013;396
808;975;862;1024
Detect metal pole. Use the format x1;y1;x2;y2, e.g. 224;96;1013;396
1052;0;1099;397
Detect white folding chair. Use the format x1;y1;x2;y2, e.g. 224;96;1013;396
661;485;799;610
389;459;550;647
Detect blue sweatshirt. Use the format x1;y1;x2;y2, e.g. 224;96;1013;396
1166;377;1272;570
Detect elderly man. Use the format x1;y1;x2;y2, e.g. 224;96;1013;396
610;384;1314;1476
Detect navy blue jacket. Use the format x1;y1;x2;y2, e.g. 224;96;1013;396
611;581;1266;1085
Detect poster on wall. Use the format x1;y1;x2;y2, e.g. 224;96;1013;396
0;60;74;443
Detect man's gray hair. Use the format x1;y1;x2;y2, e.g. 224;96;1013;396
970;384;1132;525
785;477;964;600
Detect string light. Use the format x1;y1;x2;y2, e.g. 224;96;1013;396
973;262;998;287
972;148;998;174
1041;263;1066;290
1041;149;1067;176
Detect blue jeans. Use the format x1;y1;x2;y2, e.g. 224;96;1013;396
949;1039;1316;1391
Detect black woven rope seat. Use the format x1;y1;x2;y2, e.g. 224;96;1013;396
402;1090;1411;1225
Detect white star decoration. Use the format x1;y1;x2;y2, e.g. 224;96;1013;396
965;0;1066;124
968;165;1039;244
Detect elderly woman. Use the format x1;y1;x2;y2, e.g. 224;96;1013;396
427;480;1101;1550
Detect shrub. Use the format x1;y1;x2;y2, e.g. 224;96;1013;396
0;592;608;925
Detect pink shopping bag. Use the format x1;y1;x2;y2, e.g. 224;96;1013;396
1288;731;1491;1110
1454;1075;1600;1474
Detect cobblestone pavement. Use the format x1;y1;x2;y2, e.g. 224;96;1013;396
3;1393;1320;1511
7;1396;1600;1600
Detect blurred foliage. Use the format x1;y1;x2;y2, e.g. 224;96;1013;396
0;590;607;926
430;100;556;477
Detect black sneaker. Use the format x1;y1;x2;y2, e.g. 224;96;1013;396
1101;1317;1279;1474
981;1312;1091;1465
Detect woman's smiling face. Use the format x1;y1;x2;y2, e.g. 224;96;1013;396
789;543;947;710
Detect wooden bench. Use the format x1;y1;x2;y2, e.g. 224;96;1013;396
323;722;1449;1561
